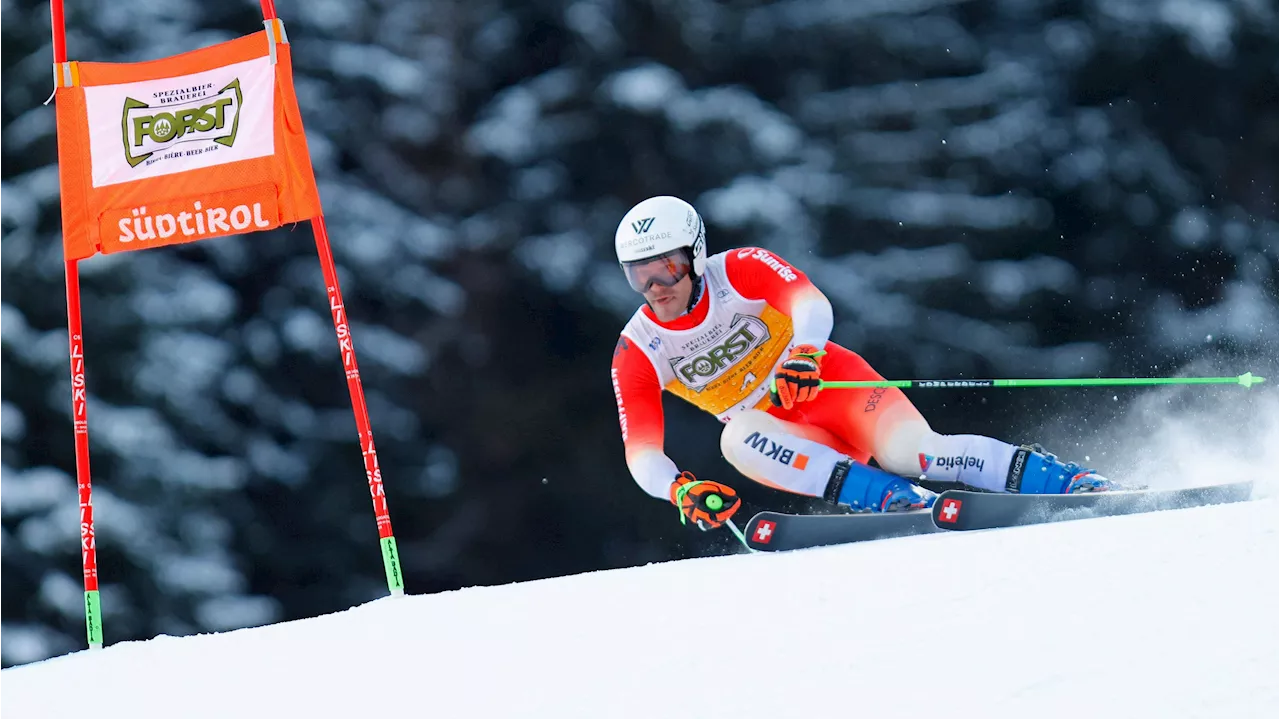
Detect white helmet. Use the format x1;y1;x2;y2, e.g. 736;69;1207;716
614;196;707;282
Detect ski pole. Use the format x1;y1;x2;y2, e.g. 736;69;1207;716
723;517;757;554
810;371;1266;391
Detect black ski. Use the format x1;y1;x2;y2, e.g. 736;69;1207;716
931;481;1255;531
742;509;939;551
740;481;1254;552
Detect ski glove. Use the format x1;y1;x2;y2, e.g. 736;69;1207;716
770;344;826;410
670;471;741;531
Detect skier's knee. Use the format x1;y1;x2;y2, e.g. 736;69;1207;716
874;418;936;477
719;410;776;469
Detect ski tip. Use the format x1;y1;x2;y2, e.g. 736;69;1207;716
751;514;785;549
1238;372;1265;388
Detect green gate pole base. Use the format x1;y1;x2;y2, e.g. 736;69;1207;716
380;536;405;596
84;589;103;649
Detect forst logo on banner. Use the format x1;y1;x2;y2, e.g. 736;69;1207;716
122;79;242;168
83;55;275;189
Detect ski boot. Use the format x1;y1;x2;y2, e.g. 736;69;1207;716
824;458;937;512
877;477;938;511
1009;444;1113;494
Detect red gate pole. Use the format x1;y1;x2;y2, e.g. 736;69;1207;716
310;217;404;595
51;0;103;649
259;0;404;596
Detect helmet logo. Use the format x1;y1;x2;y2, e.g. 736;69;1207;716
631;217;655;234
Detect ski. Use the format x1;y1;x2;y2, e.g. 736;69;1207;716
740;481;1255;552
931;480;1255;531
743;509;939;551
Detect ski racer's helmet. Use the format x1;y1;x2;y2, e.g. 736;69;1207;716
614;196;707;293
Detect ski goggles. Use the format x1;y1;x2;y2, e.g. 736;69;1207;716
621;249;692;293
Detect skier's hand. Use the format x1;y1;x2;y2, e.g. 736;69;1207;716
769;344;826;410
670;471;741;531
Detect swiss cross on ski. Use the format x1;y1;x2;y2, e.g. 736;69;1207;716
938;498;962;523
608;195;1115;542
754;520;776;544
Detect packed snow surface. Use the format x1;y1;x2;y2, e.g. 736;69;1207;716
4;495;1277;719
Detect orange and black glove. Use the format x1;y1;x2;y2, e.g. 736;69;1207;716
769;344;826;410
670;471;741;531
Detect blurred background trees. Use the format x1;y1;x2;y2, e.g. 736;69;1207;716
2;0;1275;665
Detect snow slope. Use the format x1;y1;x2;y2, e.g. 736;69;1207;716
4;494;1277;719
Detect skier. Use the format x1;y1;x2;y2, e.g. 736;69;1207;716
609;196;1112;531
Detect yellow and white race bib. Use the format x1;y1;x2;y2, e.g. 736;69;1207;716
621;253;794;421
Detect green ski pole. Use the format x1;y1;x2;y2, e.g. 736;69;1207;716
813;372;1266;391
723;517;757;554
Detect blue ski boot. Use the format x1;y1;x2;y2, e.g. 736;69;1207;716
1008;444;1113;494
824;458;937;512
